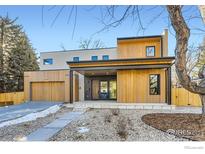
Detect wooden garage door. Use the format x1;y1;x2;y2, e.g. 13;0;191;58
31;82;65;102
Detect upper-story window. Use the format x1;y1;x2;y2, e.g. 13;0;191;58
102;55;109;60
73;57;80;62
146;46;155;57
149;74;160;95
91;56;98;61
43;58;53;65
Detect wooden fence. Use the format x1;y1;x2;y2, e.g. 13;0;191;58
172;87;201;107
0;89;202;107
0;92;24;106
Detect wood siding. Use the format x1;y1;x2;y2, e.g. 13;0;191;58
24;70;79;103
117;69;166;103
117;38;162;59
92;80;99;99
172;87;201;106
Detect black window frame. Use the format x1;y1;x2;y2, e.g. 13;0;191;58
43;58;53;65
73;57;80;62
102;55;109;60
149;74;160;95
146;46;156;57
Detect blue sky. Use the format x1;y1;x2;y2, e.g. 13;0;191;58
0;5;204;56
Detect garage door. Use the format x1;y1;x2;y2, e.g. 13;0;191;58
31;82;65;102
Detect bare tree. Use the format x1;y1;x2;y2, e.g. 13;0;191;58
167;6;205;114
79;38;105;49
186;44;204;78
172;44;205;87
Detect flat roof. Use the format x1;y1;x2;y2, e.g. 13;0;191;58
40;47;117;54
117;35;162;41
67;57;175;65
67;57;175;71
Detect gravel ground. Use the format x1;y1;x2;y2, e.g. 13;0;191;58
0;106;72;141
50;109;188;141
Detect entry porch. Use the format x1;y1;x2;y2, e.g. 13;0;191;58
68;57;175;104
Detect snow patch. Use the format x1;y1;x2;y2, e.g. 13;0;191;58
77;127;90;133
0;105;61;128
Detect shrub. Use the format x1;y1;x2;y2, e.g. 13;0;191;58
104;114;112;123
116;116;129;140
111;109;120;116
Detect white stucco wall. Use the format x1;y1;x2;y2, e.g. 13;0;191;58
39;48;117;101
40;47;117;70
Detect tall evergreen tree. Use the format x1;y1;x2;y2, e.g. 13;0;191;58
0;16;39;92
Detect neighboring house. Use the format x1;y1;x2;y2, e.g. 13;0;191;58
24;29;175;105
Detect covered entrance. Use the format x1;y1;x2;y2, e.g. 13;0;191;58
85;75;117;100
67;57;174;104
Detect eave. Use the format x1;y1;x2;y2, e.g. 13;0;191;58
67;57;175;71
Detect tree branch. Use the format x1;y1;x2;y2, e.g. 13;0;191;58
167;5;205;94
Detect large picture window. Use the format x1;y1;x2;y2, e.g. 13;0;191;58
146;46;155;57
149;74;160;95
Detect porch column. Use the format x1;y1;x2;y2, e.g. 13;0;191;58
167;67;172;105
70;70;73;104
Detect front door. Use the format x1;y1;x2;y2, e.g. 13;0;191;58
99;81;109;99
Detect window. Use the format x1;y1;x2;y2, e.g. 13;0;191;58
100;81;108;93
146;46;155;57
102;55;109;60
91;56;98;61
43;58;53;65
149;74;160;95
73;57;79;62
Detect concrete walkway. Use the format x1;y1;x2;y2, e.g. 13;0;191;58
26;111;84;141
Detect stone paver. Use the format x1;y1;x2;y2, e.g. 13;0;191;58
26;127;60;141
44;119;72;128
26;111;84;141
58;112;83;120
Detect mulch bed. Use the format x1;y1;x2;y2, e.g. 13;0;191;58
141;113;205;141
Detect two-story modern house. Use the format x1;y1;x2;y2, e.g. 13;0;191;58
24;29;175;105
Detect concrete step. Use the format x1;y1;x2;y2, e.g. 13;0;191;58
72;102;175;110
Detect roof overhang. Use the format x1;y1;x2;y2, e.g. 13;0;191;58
117;35;162;43
67;57;175;74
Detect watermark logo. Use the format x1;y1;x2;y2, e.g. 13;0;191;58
165;129;176;140
165;129;205;140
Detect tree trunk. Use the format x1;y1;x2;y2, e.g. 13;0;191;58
200;95;205;115
167;6;205;114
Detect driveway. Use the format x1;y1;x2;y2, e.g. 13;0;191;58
0;102;63;123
